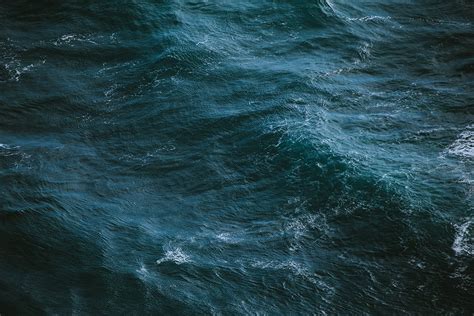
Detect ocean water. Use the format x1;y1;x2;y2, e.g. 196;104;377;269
0;0;473;314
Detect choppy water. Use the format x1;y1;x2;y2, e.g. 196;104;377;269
1;0;473;314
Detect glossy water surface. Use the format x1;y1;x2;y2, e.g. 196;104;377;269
1;0;473;314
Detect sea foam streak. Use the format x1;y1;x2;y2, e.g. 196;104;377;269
453;219;473;256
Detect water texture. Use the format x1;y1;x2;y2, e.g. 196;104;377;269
0;0;473;314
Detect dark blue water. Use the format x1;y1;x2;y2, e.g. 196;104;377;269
1;0;473;314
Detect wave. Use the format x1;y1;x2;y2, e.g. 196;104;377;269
1;0;473;314
453;219;473;256
447;125;474;159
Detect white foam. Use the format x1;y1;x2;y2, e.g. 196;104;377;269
347;15;392;22
135;262;154;283
156;247;190;265
216;232;241;244
447;126;474;159
453;219;473;256
285;213;328;251
136;263;149;276
3;57;45;82
54;34;98;46
60;34;75;42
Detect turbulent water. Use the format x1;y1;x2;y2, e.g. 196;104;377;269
1;0;473;314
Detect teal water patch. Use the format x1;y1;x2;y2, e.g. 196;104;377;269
1;0;473;314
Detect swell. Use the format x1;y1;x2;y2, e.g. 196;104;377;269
1;0;473;314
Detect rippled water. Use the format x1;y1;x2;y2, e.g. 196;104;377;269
1;0;473;314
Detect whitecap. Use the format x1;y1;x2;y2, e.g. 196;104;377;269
285;213;328;251
216;233;235;243
156;247;190;265
452;219;473;256
136;263;149;276
136;262;154;283
447;126;474;159
347;15;392;22
3;57;45;82
54;34;98;46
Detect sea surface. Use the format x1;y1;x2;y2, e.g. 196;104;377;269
1;0;473;314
